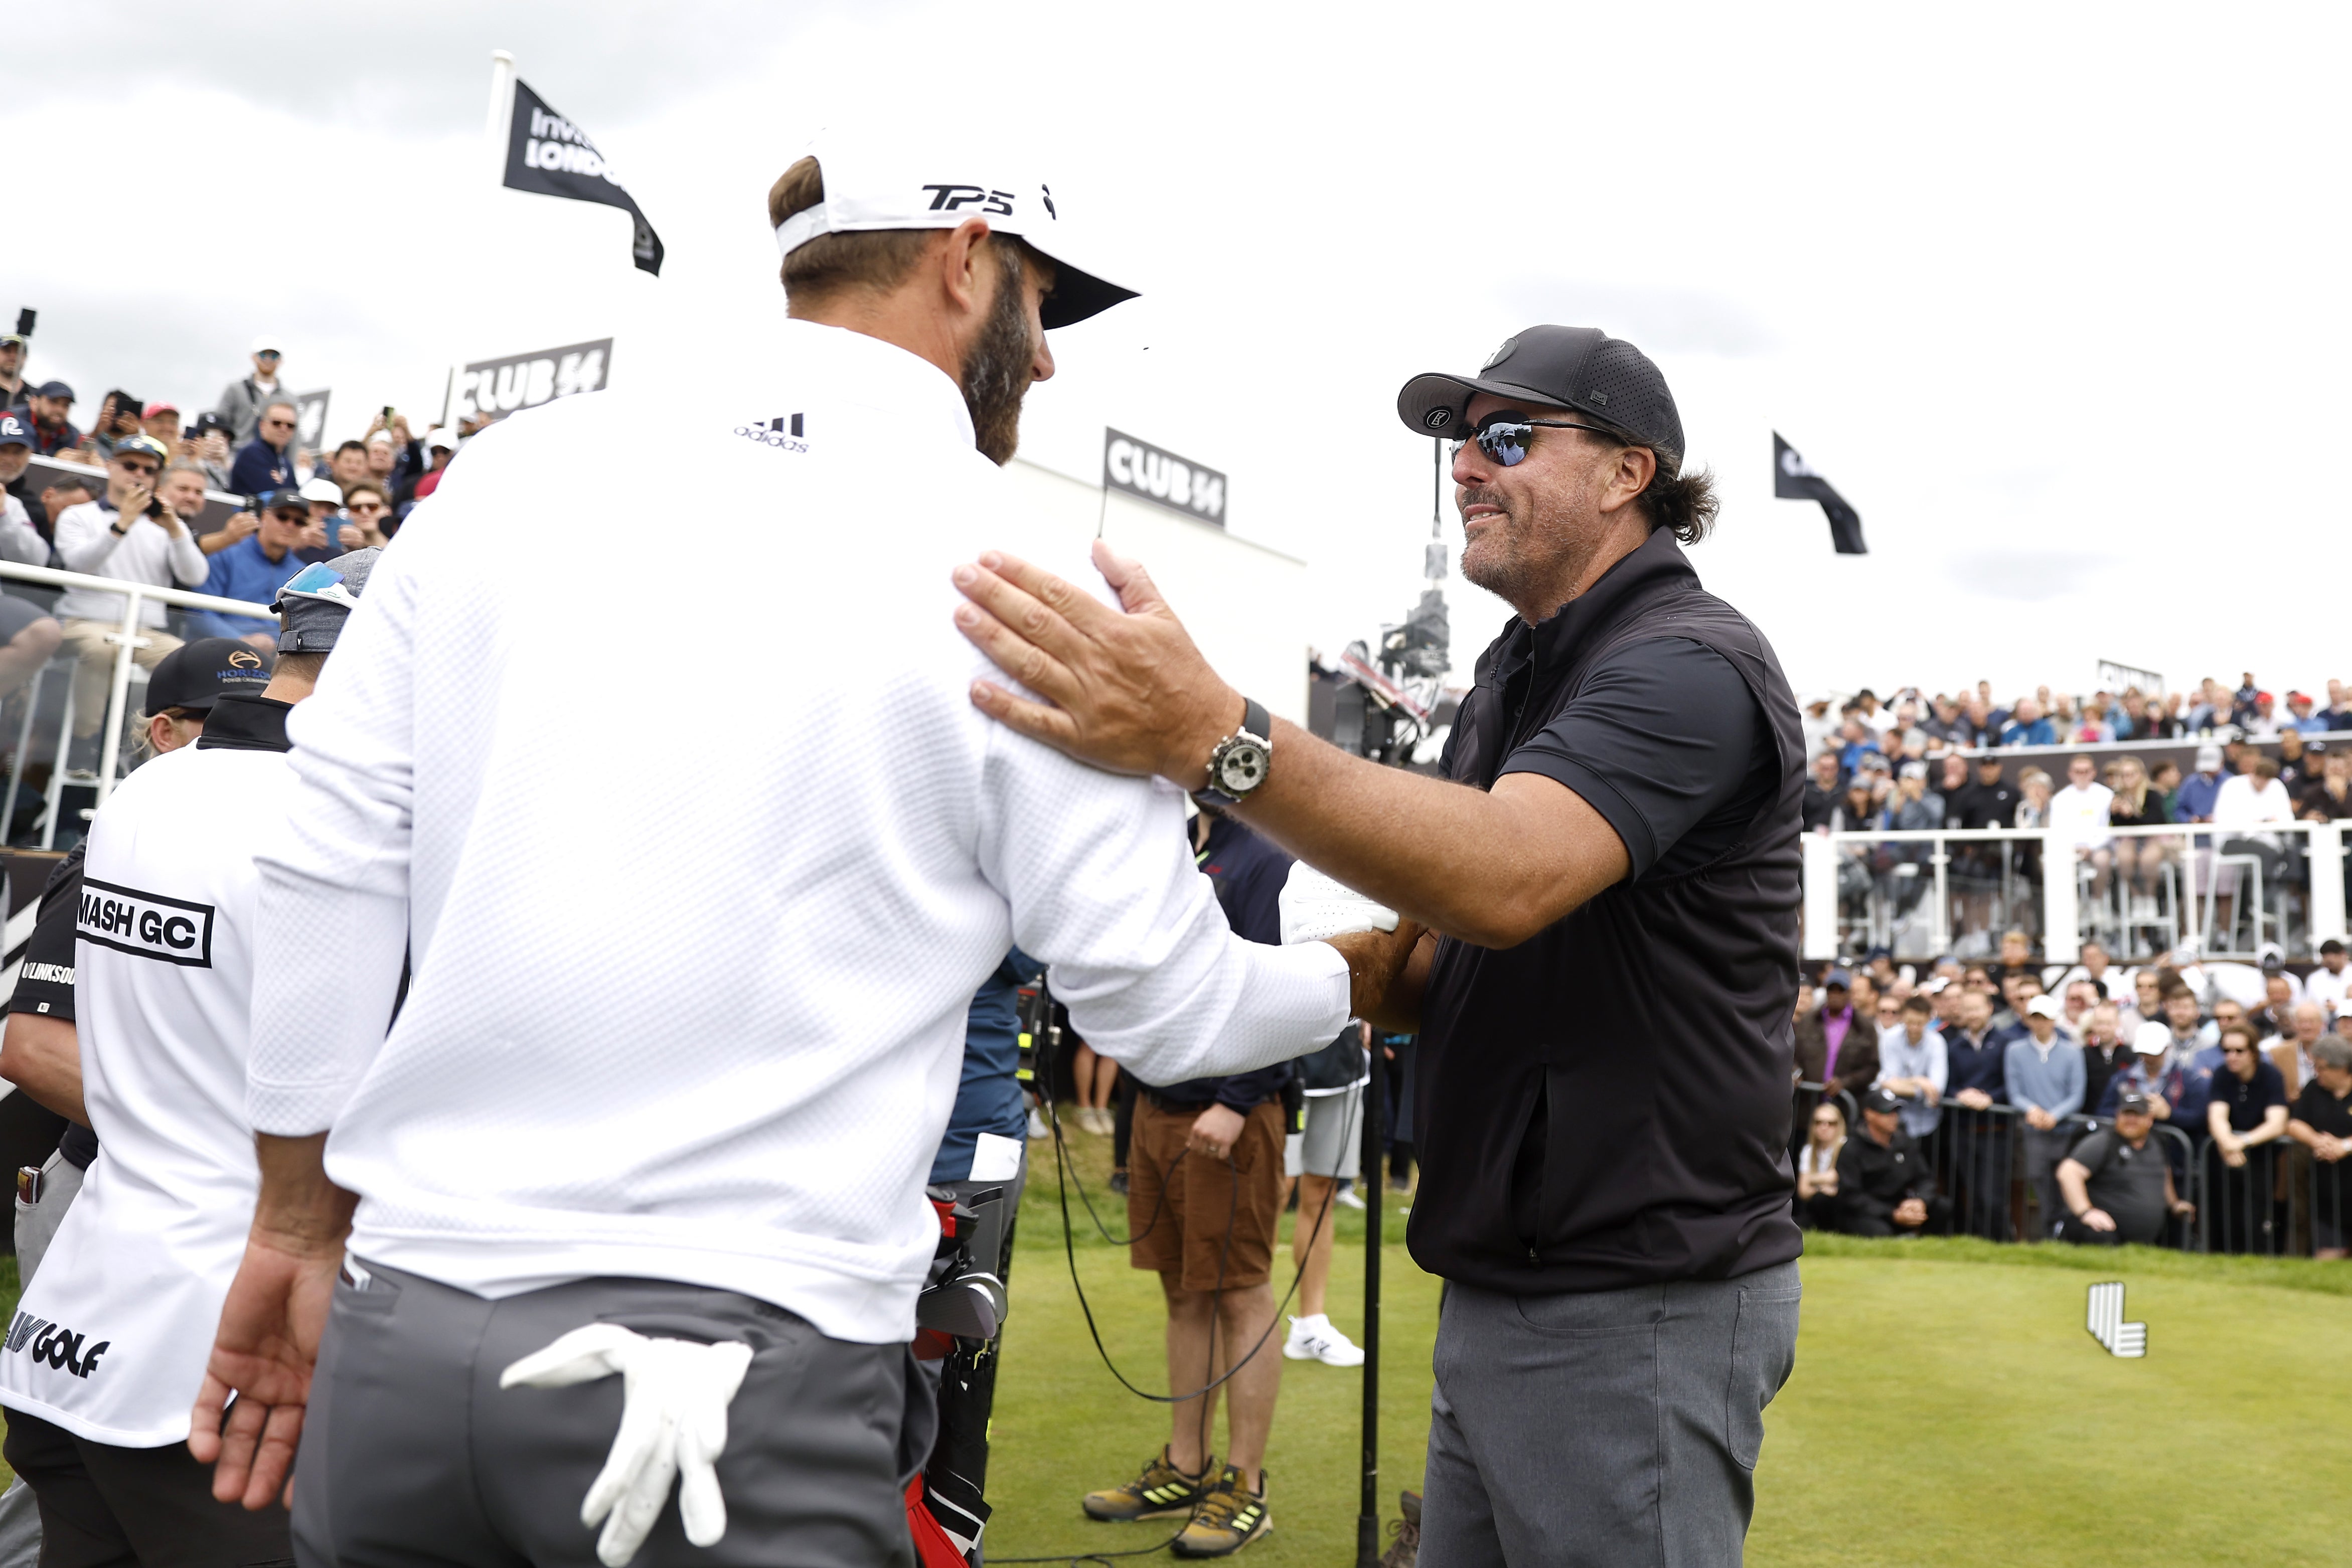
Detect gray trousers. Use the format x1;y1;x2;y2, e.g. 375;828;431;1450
1424;1261;1801;1568
2020;1127;2077;1238
293;1263;926;1568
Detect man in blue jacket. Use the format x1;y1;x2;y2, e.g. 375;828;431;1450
225;402;298;496
1943;988;2012;1238
2005;995;2087;1233
186;491;316;648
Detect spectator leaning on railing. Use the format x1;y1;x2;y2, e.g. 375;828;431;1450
1794;1100;1845;1230
187;489;321;651
2054;1092;2192;1245
1796;966;1879;1096
50;436;208;750
1873;993;1946;1138
2286;1038;2352;1260
2006;995;2087;1230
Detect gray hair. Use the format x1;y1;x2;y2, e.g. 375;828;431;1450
2315;1038;2352;1073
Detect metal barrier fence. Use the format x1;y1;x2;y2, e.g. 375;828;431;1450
1795;1079;2347;1257
1804;821;2351;965
0;560;274;846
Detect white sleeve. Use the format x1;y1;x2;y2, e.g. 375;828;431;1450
246;539;418;1136
975;719;1349;1088
54;506;125;574
166;526;209;586
0;498;44;566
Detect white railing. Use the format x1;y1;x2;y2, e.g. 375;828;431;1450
0;560;275;837
1803;820;2349;964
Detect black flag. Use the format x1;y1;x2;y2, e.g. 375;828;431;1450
503;80;664;276
1773;432;1865;554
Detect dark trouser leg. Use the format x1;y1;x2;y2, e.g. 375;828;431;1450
2;1406;292;1568
297;1263;917;1568
1111;1074;1136;1172
2021;1128;2077;1239
1419;1264;1799;1568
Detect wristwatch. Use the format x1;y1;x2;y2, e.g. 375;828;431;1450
1195;697;1272;809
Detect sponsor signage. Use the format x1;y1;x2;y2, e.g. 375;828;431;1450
2096;660;2163;695
290;389;331;451
1103;428;1226;527
76;877;215;968
449;338;611;426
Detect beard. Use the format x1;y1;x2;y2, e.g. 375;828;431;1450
960;250;1037;466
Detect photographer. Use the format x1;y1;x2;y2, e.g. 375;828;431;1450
189;489;318;650
51;435;208;754
952;325;1804;1563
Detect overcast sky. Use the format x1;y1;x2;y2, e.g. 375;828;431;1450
15;2;2347;702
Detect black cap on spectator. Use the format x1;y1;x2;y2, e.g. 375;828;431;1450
1822;968;1852;990
1395;326;1686;474
0;414;30;449
257;489;309;516
144;639;273;716
1862;1087;1904;1115
191;411;229;438
34;381;73;402
2115;1092;2154;1115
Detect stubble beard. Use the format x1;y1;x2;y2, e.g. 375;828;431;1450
1458;484;1600;622
961;251;1036;467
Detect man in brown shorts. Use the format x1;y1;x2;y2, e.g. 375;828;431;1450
1081;807;1296;1556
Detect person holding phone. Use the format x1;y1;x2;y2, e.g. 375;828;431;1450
49;438;210;760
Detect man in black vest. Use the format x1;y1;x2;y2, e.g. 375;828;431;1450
949;325;1803;1566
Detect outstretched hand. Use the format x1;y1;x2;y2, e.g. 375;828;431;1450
189;1232;338;1509
951;540;1240;790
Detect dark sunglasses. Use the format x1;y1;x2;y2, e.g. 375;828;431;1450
1449;414;1621;468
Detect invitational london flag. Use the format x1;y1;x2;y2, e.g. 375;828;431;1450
1773;432;1865;554
503;80;665;276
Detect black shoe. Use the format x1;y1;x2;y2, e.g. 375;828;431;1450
1108;1170;1129;1196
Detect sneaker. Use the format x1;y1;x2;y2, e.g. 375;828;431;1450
1083;1106;1114;1136
1081;1448;1214;1522
1334;1184;1367;1210
1283;1313;1366;1367
1027;1107;1050;1140
1379;1490;1421;1568
1171;1465;1272;1557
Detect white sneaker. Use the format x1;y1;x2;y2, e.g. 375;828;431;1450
1284;1313;1366;1367
1028;1107;1050;1140
1334;1184;1367;1210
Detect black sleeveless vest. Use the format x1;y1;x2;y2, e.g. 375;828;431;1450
1408;527;1805;1293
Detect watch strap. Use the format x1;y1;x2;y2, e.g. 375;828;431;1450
1194;697;1272;809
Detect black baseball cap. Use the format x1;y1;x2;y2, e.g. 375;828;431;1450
1862;1087;1904;1115
2115;1092;2154;1115
144;638;273;716
256;488;309;515
1396;326;1685;475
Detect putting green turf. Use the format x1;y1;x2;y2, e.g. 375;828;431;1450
986;1129;2352;1567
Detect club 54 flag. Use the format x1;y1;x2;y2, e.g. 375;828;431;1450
504;80;665;276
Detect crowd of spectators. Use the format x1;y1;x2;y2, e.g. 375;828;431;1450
1790;942;2352;1257
0;328;471;771
1802;682;2352;960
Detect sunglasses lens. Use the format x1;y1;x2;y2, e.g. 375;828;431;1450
1476;423;1531;466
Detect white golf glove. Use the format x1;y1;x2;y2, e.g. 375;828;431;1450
1279;860;1400;945
500;1322;755;1568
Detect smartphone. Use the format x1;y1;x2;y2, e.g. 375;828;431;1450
12;309;32;339
382;405;396;421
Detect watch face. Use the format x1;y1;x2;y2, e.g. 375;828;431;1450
1216;741;1268;795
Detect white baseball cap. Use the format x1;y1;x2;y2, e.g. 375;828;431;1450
772;125;1136;330
425;426;458;452
298;476;344;505
250;333;285;356
2133;1020;2174;1055
2025;995;2062;1020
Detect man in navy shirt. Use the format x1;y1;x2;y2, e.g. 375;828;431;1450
226;402;299;495
1942;989;2012;1238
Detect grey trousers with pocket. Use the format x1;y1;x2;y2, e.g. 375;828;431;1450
1422;1260;1800;1568
292;1262;928;1568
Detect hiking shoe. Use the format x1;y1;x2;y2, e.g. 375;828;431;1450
1283;1313;1366;1366
1081;1448;1214;1522
1172;1466;1271;1557
1379;1490;1421;1567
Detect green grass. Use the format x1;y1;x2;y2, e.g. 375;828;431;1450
990;1124;2352;1567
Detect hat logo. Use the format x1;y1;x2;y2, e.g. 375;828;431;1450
1041;183;1057;219
1482;337;1517;371
1423;408;1454;431
228;650;262;669
1587;390;1609;406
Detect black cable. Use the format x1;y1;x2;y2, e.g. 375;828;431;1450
992;1014;1365;1563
